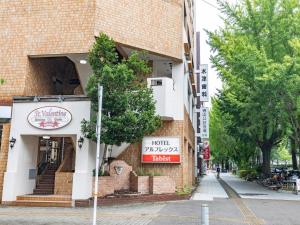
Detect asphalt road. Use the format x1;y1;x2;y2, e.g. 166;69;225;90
0;198;300;225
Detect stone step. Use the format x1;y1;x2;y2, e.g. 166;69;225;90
33;189;54;195
15;200;72;207
38;180;54;184
17;195;72;201
36;184;54;189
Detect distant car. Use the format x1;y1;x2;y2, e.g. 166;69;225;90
221;168;227;173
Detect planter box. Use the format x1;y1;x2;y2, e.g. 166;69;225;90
130;172;149;194
149;176;175;194
93;177;114;197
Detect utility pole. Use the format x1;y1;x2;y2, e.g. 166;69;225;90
92;85;103;225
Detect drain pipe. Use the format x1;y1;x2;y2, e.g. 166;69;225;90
201;204;209;225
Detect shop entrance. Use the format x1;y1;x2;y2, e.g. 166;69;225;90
34;136;76;195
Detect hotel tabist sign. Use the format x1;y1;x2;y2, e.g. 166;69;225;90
142;137;181;163
27;106;72;130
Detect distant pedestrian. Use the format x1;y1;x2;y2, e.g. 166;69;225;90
217;167;220;179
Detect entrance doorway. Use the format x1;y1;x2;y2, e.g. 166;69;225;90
34;136;75;195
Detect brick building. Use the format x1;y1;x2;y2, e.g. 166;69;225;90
0;0;197;206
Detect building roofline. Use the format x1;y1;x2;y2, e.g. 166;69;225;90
13;95;90;103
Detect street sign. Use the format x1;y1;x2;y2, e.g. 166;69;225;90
200;107;209;139
199;64;209;102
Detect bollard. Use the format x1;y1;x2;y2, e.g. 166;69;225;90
201;204;209;225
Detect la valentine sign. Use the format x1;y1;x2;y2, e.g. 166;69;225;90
27;106;72;130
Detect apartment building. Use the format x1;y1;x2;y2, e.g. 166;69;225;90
0;0;197;206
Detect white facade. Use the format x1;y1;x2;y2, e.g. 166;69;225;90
2;98;95;201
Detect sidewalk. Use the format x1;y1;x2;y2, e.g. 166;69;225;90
221;173;300;201
191;171;228;201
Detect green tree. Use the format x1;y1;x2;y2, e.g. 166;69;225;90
207;0;300;176
82;33;161;168
210;96;257;169
0;78;4;85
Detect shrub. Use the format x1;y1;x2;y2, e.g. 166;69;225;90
238;168;257;181
176;186;192;195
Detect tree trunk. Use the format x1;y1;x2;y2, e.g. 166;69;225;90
291;138;298;170
261;147;272;177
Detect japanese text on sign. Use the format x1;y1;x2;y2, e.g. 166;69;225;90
142;137;181;163
200;107;209;139
200;64;209;102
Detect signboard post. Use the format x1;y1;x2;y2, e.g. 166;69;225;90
93;85;103;225
142;137;181;163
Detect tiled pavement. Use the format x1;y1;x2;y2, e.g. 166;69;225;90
191;171;228;201
221;173;300;201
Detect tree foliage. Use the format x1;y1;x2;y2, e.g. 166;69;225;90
208;0;300;175
82;33;161;149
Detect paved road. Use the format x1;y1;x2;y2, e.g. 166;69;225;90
2;173;300;225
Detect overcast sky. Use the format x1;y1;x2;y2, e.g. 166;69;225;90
195;0;237;107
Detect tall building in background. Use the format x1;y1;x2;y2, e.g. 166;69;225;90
0;0;197;206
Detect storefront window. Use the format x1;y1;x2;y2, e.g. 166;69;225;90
0;125;3;149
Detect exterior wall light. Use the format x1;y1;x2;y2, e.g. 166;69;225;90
9;137;16;148
79;59;87;65
78;136;84;149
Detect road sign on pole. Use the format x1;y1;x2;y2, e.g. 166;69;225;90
92;85;103;225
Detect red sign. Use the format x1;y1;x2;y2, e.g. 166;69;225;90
142;137;181;163
142;154;180;163
203;145;210;160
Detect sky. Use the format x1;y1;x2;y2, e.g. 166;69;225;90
195;0;237;107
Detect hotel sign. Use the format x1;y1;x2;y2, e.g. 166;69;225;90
142;137;181;163
27;106;72;130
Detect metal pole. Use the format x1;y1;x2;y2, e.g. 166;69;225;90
201;204;209;225
92;85;103;225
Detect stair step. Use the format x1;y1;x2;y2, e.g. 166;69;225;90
33;190;54;195
39;180;54;183
15;200;72;207
17;195;72;201
36;185;54;189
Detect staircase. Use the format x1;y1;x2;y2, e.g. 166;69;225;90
33;164;58;195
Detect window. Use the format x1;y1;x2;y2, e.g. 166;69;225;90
151;79;163;86
0;125;3;149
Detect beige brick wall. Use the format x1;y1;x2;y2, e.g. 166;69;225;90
130;172;150;194
54;172;73;195
0;1;95;98
0;124;11;202
95;0;183;60
117;108;195;189
93;177;114;197
0;0;184;99
149;176;176;194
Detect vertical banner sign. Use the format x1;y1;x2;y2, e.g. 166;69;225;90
200;107;209;139
199;64;209;102
142;137;181;163
202;141;210;160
